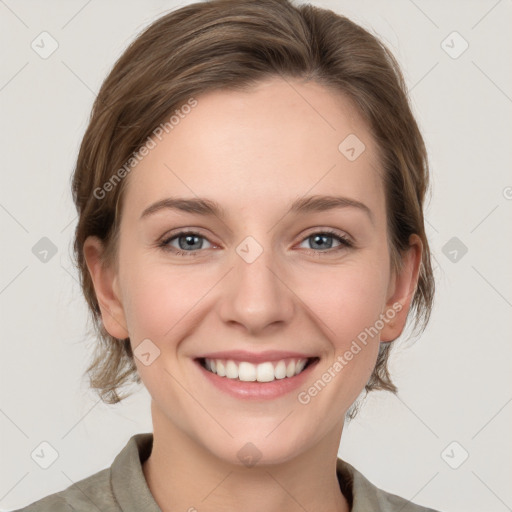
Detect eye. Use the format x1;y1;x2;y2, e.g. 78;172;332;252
298;230;353;253
158;228;353;257
159;231;213;256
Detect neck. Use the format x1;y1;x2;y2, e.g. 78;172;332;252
142;404;350;512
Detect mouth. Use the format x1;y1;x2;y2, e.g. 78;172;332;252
195;356;320;383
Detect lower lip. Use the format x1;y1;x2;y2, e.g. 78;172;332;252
195;359;319;400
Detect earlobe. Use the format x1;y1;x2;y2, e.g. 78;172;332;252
380;235;422;343
83;236;129;339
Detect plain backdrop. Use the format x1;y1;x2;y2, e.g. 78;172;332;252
1;1;511;511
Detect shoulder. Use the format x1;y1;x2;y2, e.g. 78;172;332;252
360;479;441;512
12;432;157;512
337;458;442;512
10;467;120;512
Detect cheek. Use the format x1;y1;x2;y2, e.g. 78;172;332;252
120;258;214;340
291;263;390;414
295;261;389;401
296;261;389;345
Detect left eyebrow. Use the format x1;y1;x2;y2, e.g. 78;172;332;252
288;195;374;225
139;194;374;225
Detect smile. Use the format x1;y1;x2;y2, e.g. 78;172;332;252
198;357;319;382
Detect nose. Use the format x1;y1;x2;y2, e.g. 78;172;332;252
218;241;295;335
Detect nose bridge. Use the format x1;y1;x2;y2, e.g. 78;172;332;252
219;234;294;332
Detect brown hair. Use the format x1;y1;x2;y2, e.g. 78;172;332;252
72;0;434;405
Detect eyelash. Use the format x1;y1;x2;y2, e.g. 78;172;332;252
158;229;353;257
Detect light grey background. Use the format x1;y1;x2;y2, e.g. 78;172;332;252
1;1;511;511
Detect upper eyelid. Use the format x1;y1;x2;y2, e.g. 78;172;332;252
159;228;210;242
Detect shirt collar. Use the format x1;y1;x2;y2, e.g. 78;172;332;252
111;432;162;512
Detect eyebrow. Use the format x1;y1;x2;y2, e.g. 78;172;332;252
140;194;374;224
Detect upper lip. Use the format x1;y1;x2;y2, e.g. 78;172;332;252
195;350;318;364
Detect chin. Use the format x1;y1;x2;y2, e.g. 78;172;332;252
200;427;310;468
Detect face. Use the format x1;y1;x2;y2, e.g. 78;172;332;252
85;77;420;466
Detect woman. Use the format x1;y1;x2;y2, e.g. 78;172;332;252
16;0;439;510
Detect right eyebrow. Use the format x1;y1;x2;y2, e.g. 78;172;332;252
140;197;225;220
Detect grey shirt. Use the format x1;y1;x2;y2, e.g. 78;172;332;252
14;433;440;512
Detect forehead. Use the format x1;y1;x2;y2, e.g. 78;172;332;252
121;77;384;222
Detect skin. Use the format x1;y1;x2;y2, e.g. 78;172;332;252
84;76;422;512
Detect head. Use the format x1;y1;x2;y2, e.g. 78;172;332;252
74;0;434;463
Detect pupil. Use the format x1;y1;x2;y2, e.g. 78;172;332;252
312;234;332;250
180;235;201;250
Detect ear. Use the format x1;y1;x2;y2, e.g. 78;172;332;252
83;236;129;339
380;234;422;342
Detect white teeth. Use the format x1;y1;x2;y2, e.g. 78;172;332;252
216;360;226;377
225;360;238;379
202;357;312;382
239;362;257;382
295;359;307;375
274;360;287;379
256;362;274;382
286;360;295;378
